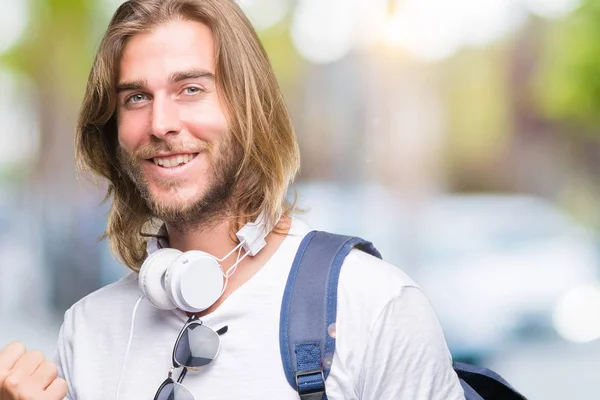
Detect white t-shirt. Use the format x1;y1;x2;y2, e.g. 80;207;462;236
54;218;464;399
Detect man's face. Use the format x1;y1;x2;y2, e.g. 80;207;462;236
116;20;237;224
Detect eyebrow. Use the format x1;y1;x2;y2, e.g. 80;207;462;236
116;69;215;93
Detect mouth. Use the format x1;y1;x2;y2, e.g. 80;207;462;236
150;153;199;168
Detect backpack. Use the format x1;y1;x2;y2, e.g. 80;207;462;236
279;231;527;400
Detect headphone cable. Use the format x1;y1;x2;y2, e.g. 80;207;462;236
115;295;144;400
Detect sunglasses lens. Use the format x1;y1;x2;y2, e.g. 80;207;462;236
155;380;195;400
175;323;220;368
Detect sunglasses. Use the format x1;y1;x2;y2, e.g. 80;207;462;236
154;314;228;400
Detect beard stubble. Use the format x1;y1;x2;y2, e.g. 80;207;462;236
116;135;240;232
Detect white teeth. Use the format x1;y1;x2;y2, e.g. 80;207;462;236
152;154;196;168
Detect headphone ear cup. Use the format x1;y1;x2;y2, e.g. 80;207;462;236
166;250;224;313
139;248;182;310
164;256;183;309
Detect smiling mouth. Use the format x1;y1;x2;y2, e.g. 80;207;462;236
151;153;199;168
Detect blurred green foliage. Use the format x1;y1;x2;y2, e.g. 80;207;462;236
0;0;98;100
536;0;600;131
257;18;305;89
440;44;513;165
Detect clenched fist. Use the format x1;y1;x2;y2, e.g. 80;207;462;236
0;342;67;400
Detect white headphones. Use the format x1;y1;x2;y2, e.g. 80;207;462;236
138;212;272;313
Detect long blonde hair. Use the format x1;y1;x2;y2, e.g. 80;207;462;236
75;0;300;271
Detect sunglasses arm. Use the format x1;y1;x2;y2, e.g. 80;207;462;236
177;367;189;384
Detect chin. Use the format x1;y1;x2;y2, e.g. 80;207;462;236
149;180;201;199
148;186;203;212
151;192;196;210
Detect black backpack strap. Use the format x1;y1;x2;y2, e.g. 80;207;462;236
454;362;528;400
279;231;381;400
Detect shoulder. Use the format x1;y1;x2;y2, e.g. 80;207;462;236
340;249;442;333
333;249;463;398
62;272;141;329
338;248;420;308
335;247;432;347
338;249;445;341
330;248;463;397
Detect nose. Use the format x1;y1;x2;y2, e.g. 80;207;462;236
151;96;181;138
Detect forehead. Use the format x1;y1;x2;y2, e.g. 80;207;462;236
119;19;216;83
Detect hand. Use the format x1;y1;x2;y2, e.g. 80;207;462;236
0;342;67;400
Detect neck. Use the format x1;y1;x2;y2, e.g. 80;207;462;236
163;215;292;318
165;216;238;260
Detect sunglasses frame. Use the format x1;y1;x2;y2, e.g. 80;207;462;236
154;315;227;400
171;314;222;370
153;367;193;400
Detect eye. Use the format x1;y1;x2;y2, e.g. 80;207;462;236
184;86;203;95
126;93;148;104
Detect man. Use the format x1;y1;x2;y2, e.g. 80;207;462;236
0;0;465;398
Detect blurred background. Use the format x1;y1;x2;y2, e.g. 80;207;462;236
1;0;600;398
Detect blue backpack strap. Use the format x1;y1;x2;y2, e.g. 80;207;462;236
454;362;527;400
279;231;381;400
